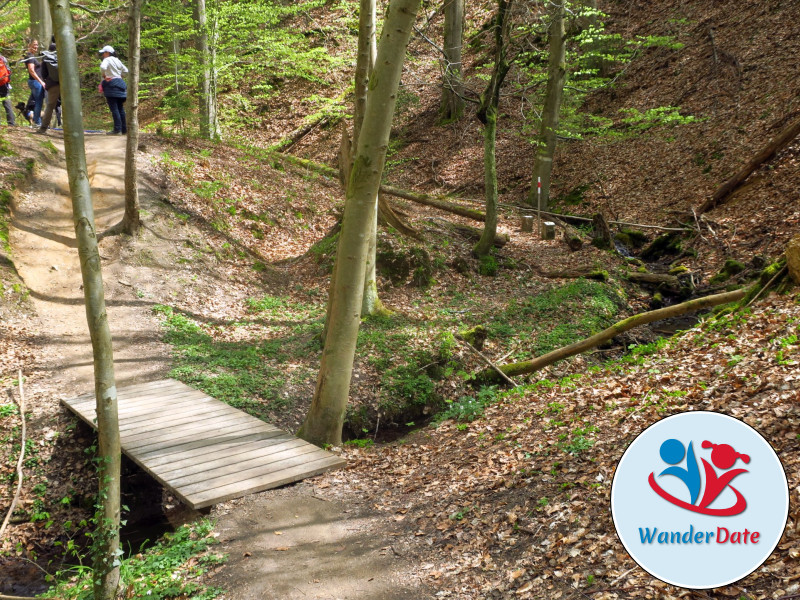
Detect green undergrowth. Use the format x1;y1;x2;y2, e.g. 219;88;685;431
484;278;626;362
46;520;225;600
152;297;324;421
153;278;628;434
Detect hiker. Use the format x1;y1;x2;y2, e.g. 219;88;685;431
36;43;60;134
0;52;14;126
98;45;128;135
22;39;45;126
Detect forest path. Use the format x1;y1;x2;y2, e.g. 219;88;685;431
9;133;170;392
8;133;429;599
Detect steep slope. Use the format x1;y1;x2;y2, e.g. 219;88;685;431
331;292;800;599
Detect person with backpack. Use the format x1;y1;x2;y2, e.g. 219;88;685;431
22;38;45;126
36;42;60;134
98;45;128;135
0;53;15;126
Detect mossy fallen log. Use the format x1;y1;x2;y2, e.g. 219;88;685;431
272;153;487;221
478;288;746;382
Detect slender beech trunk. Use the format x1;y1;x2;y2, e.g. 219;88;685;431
49;1;121;598
29;0;52;46
527;0;566;211
353;0;387;317
298;0;421;447
122;0;143;235
474;0;512;257
194;0;219;139
439;0;464;122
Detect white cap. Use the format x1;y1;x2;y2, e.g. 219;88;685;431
99;45;114;54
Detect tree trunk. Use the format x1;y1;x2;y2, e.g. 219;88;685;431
439;0;464;122
49;1;121;598
353;0;385;317
122;0;143;235
353;0;376;151
481;289;746;381
527;0;566;211
474;0;512;257
194;0;219;139
29;0;52;46
298;0;421;448
696;115;800;214
474;107;499;256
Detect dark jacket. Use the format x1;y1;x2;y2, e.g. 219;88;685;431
101;77;126;99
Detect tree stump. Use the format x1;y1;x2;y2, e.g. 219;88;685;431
591;213;613;249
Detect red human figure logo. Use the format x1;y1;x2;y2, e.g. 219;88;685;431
698;440;750;511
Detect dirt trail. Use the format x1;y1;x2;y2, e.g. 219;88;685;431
10;134;170;391
7;133;430;599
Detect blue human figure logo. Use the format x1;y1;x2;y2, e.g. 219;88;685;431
658;438;701;505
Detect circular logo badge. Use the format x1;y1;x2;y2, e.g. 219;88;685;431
611;411;789;589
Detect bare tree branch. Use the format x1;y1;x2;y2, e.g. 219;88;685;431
0;371;26;541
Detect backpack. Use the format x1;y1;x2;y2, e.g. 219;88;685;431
0;56;9;87
42;50;58;83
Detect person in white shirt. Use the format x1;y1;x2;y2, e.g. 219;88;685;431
98;45;129;135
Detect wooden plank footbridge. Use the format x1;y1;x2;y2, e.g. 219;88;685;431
62;379;345;509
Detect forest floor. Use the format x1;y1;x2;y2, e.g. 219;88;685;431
2;0;800;594
1;123;798;600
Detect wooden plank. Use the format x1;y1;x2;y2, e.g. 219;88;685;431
123;413;260;452
121;412;260;450
62;378;346;510
136;423;281;462
175;444;327;494
70;388;211;413
118;404;241;434
187;456;346;509
68;379;183;406
159;437;309;482
146;430;294;470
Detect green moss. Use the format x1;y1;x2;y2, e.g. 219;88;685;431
709;259;746;284
615;228;648;249
478;254;499;276
585;270;609;282
459;325;488;348
740;259;788;305
640;232;683;261
669;265;689;275
650;291;664;308
553;183;591;207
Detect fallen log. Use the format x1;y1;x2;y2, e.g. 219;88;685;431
527;264;607;280
479;288;746;382
697;115;800;214
276;115;333;154
382;185;486;222
627;271;682;291
272;152;487;222
427;219;507;247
